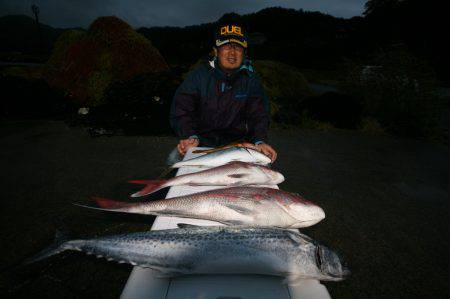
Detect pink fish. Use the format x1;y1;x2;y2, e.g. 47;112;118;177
78;187;325;228
129;161;284;197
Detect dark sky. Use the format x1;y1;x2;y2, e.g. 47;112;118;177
0;0;366;28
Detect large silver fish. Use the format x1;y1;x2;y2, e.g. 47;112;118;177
27;226;349;282
130;162;285;197
172;147;271;168
81;187;325;228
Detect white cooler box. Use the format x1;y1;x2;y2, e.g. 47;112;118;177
121;147;331;299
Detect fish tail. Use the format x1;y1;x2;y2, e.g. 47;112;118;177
91;196;135;210
128;180;167;197
23;230;70;265
73;197;131;213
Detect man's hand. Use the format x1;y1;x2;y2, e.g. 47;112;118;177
255;143;277;162
177;138;199;155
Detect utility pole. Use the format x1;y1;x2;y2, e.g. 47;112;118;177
31;4;39;24
31;4;42;52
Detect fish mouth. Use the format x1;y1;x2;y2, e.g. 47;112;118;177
245;148;271;164
273;172;285;184
317;245;350;281
290;218;324;228
287;206;325;228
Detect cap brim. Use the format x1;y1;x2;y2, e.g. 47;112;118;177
216;38;247;48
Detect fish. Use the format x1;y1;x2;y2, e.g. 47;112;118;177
129;161;285;197
192;142;256;154
172;147;271;168
79;187;325;228
26;226;349;282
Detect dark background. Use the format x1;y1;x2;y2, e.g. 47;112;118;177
1;1;449;298
1;1;448;81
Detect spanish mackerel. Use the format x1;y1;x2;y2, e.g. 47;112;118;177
27;226;349;282
172;147;271;168
81;187;325;228
130;161;284;197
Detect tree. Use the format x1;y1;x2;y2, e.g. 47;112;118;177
363;0;402;17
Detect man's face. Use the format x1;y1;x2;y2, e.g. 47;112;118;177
217;43;244;71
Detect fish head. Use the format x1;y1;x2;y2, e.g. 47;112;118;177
245;148;272;165
315;244;350;281
285;197;325;228
258;166;285;184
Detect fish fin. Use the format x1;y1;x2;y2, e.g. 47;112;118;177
128;180;166;197
227;173;249;178
22;230;70;265
223;203;253;215
176;223;202;228
221;220;246;226
192;144;238;154
287;231;314;246
128;179;155;185
73;203;116;213
73;204;121;215
173;163;210;168
192;148;216;154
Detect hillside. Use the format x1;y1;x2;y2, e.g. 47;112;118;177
1;3;448;81
137;8;366;69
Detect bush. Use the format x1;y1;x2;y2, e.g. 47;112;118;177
358;117;385;135
44;16;169;106
299;111;334;131
254;60;312;125
254;60;312;102
342;47;441;137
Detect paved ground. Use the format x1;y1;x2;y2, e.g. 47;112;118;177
0;120;449;298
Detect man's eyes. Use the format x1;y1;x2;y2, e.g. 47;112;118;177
224;45;243;51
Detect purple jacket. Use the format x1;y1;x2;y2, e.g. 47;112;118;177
170;59;270;147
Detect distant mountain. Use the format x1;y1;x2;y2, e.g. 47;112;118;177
0;15;68;54
1;5;447;82
137;7;365;69
137;6;448;82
